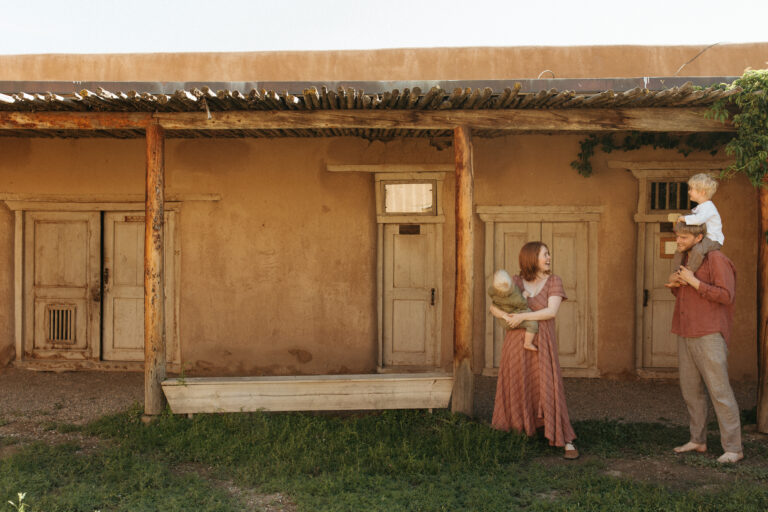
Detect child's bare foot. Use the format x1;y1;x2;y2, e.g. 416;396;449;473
523;342;538;352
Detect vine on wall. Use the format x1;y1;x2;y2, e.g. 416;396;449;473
571;69;768;187
708;70;768;187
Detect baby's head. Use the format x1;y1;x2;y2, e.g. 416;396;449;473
492;269;513;294
687;173;718;202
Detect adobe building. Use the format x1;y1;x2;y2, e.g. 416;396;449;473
0;44;765;414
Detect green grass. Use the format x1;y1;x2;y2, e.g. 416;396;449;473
1;406;767;511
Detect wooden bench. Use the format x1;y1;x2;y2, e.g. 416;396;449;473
162;372;453;414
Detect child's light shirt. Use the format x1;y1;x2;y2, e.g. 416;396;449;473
684;200;724;245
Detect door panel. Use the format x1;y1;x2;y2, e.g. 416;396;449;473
543;222;588;368
642;223;678;368
383;224;439;367
103;212;177;362
493;222;541;366
24;212;101;359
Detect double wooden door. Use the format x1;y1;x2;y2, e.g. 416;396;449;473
490;221;593;371
23;211;177;362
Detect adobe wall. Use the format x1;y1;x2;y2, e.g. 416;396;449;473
1;43;767;82
0;134;758;380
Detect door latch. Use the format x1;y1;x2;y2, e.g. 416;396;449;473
103;267;110;286
643;289;649;307
431;288;436;306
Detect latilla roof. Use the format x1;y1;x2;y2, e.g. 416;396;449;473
0;77;739;140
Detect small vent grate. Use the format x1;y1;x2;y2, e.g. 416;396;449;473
46;304;76;344
649;181;698;211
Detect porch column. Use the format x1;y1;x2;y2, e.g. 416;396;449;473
758;178;768;433
143;123;167;421
452;125;474;416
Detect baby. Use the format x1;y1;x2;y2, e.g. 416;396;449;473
666;173;724;287
488;269;538;351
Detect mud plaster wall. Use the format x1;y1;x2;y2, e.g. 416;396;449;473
2;43;768;81
0;136;758;380
0;137;455;376
471;135;757;381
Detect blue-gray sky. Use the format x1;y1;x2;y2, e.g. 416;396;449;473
1;0;767;55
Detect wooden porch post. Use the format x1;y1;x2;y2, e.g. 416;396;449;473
143;123;167;421
452;125;474;416
758;179;768;433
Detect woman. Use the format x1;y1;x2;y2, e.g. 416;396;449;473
489;241;578;459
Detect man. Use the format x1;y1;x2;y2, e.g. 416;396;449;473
667;221;743;464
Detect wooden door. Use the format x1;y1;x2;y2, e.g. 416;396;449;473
382;223;440;367
642;223;678;368
492;222;541;366
492;222;591;369
103;211;177;362
23;212;101;359
543;222;589;368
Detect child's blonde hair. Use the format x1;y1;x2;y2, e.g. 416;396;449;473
492;269;513;293
688;173;719;200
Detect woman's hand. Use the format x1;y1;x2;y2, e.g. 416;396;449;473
505;314;524;329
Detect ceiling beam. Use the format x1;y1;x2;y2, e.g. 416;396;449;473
0;108;734;133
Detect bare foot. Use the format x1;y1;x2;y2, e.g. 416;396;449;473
717;451;744;463
523;343;538;352
673;441;706;454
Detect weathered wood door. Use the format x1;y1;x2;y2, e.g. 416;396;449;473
23;212;101;359
382;223;441;367
103;211;177;362
641;222;678;368
492;221;591;370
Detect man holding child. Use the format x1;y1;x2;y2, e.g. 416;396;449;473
668;220;743;464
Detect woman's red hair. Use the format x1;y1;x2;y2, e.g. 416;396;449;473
519;241;549;281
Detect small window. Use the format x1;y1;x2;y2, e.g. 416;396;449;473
383;181;436;215
649;181;697;211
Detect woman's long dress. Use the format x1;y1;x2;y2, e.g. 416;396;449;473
491;274;576;447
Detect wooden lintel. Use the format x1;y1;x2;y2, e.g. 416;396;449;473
153;108;733;133
608;160;734;170
0;108;734;133
327;164;454;173
0;111;152;131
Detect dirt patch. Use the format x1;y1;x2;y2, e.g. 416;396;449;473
175;462;297;512
604;456;736;490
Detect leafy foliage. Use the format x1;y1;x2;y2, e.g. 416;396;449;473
708;69;768;187
572;69;768;186
570;132;731;177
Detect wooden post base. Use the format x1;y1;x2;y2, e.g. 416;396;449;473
141;414;159;424
451;359;474;416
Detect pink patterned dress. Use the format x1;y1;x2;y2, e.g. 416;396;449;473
491;274;576;447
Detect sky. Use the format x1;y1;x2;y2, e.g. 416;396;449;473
1;0;767;55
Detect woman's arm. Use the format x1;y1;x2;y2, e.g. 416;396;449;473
504;296;563;327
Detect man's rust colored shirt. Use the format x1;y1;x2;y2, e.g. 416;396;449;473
671;250;736;344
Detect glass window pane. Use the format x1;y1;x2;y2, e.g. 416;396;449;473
384;183;434;213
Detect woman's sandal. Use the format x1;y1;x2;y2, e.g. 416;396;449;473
563;443;579;460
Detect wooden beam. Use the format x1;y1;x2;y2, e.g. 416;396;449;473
452;125;474;416
0;111;151;131
153;108;733;133
758;178;768;433
0;108;734;133
326;164;454;173
143;123;167;421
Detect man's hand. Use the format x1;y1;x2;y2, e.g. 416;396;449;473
676;266;701;290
